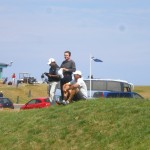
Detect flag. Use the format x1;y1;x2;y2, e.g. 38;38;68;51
91;57;103;62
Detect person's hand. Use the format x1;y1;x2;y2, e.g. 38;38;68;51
44;72;49;76
61;68;68;71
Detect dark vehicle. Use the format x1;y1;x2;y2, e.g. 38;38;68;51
93;91;144;99
20;97;51;110
106;92;144;99
0;98;14;109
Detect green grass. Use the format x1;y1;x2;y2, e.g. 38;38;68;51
0;98;150;150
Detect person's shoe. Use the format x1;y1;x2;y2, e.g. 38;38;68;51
55;99;61;105
61;100;67;105
66;100;70;104
62;100;70;105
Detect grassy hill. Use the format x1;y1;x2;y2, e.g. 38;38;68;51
0;84;150;149
0;98;150;149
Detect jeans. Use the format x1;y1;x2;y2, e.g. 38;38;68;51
48;81;59;102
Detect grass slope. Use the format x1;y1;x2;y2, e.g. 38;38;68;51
0;99;150;150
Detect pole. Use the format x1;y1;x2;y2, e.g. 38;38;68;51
16;96;19;104
89;54;92;98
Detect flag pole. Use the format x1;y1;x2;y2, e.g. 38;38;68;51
89;54;92;98
89;56;103;98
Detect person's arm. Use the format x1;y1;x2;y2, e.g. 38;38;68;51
44;68;60;78
67;60;76;73
70;83;79;89
47;74;60;78
64;83;79;92
69;60;76;72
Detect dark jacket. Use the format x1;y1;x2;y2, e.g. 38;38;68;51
45;64;60;82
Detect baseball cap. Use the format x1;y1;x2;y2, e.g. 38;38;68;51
73;70;82;76
47;58;55;65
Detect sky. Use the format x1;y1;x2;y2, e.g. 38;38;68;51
0;0;150;85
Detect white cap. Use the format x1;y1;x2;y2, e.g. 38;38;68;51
73;70;82;76
47;58;55;65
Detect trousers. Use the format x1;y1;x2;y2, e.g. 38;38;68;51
47;81;59;102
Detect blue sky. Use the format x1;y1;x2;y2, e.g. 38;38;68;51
0;0;150;85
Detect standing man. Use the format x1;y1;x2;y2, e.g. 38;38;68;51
44;58;60;103
0;91;3;97
60;51;76;100
41;73;45;83
12;73;16;84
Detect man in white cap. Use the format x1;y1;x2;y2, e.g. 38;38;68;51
60;70;87;105
44;58;60;103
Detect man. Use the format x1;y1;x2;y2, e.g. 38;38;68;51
44;58;60;103
60;51;76;100
0;91;3;97
12;73;16;84
61;70;87;105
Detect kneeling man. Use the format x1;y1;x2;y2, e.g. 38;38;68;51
62;70;87;105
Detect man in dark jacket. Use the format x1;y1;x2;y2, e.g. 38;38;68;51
44;58;60;103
